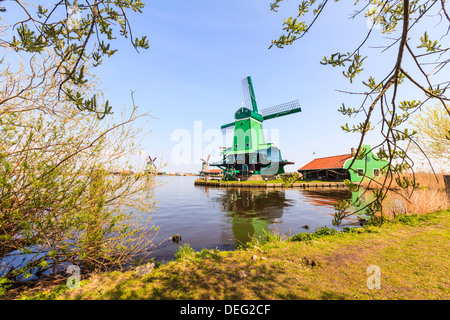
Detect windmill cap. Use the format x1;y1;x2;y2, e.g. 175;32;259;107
234;107;263;122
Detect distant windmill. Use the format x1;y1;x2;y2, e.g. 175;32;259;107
200;154;211;177
145;155;157;173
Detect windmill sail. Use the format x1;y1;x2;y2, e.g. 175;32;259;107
260;100;301;120
147;156;157;169
145;155;157;172
242;76;258;113
221;121;235;135
200;154;211;173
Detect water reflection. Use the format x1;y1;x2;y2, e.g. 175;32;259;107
299;188;354;207
148;177;366;261
212;188;293;245
203;186;362;247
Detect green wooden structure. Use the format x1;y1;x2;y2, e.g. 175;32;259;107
211;76;301;180
345;145;389;182
346;145;389;182
298;145;389;182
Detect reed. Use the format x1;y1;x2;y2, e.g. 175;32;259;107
362;172;450;219
360;172;447;191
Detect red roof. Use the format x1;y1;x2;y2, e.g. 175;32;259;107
298;154;352;171
207;169;222;174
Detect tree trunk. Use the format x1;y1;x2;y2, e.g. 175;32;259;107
444;175;450;200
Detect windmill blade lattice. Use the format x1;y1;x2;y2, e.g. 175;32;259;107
221;123;235;135
242;77;253;111
260;100;301;119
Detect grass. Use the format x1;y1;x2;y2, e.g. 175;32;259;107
11;209;448;300
174;243;195;260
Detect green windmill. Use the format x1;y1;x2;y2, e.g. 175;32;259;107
211;76;302;180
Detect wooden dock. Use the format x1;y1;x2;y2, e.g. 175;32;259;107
194;179;347;189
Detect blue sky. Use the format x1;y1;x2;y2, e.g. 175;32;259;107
84;1;448;173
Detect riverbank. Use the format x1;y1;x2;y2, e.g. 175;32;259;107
7;209;449;300
194;178;346;188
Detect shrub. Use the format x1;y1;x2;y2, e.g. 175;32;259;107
0;278;11;298
0;51;157;281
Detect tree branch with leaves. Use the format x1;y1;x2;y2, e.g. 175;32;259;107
0;2;157;282
1;0;149;118
270;0;450;224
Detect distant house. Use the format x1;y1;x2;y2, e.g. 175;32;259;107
110;167;134;175
297;145;389;182
202;168;222;176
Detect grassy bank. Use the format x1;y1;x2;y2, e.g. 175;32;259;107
9;209;449;300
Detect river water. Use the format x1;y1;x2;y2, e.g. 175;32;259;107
146;176;363;261
0;175;365;279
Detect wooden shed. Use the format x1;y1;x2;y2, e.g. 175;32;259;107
298;145;389;182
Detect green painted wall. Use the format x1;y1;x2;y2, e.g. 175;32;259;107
343;145;389;182
232;117;265;153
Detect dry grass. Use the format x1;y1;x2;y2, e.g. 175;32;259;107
361;172;447;190
360;172;450;219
